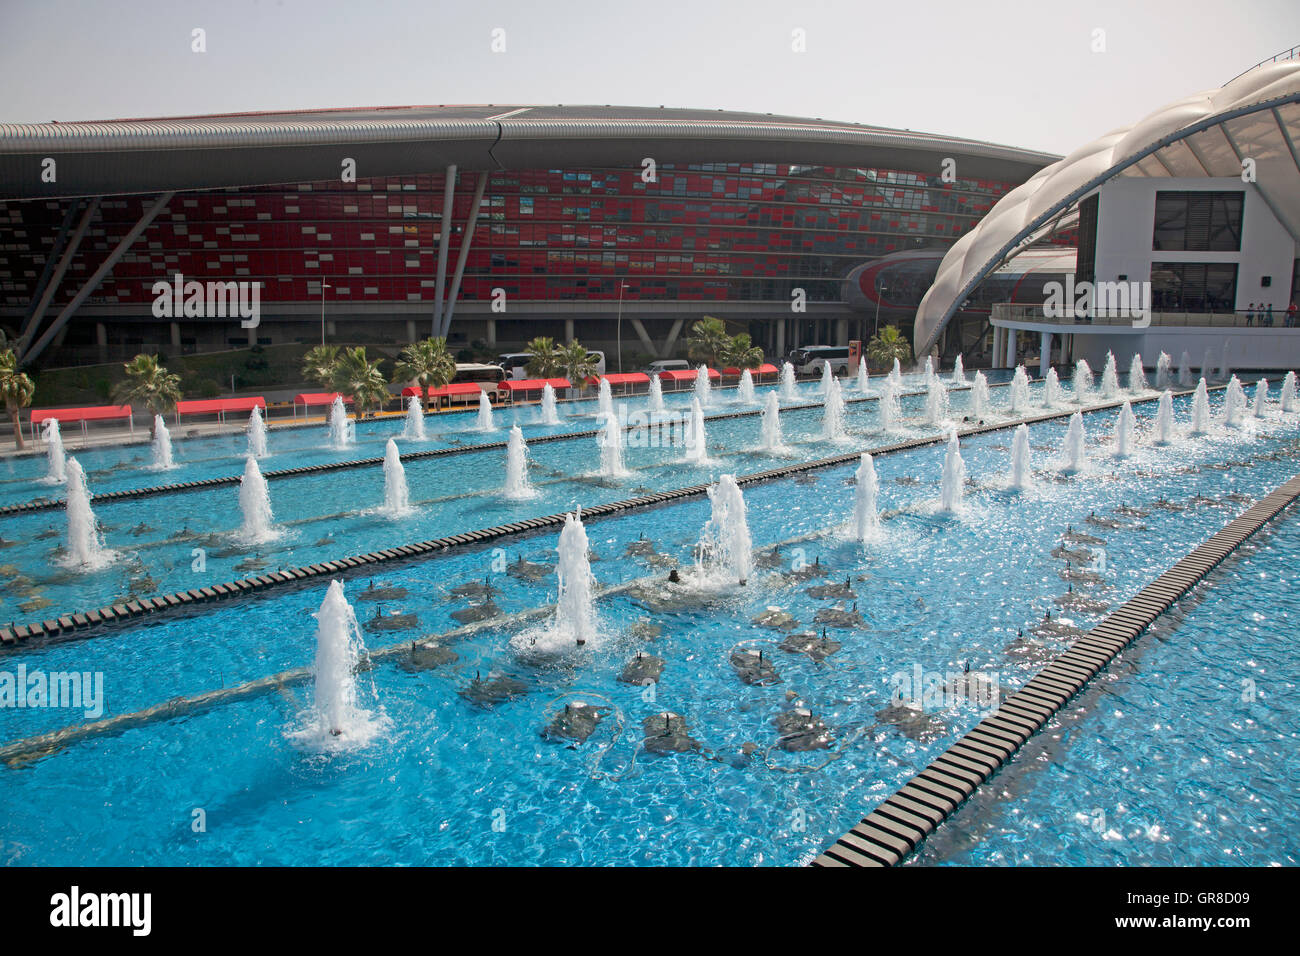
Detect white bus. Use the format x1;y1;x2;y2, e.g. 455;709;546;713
788;345;851;375
495;349;607;380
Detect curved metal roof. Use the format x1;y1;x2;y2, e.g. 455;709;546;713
0;104;1057;200
912;61;1300;355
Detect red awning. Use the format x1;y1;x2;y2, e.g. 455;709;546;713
429;382;487;398
722;363;780;377
658;368;720;382
588;372;651;386
500;378;572;392
176;397;266;416
293;392;353;406
30;404;132;424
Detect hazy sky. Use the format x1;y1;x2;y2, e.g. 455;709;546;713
2;0;1297;155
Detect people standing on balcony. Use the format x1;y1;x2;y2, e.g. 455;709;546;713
1266;303;1275;326
1246;302;1256;326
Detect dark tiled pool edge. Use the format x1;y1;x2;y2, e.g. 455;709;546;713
811;471;1300;868
0;385;1227;648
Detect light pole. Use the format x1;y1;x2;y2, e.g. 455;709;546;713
872;282;888;340
320;283;331;346
615;281;628;373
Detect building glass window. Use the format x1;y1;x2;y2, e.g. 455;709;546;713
1152;191;1243;252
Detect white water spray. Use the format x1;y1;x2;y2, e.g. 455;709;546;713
541;383;562;424
1190;379;1211;435
503;425;535;499
694;365;712;408
857;357;870;393
1008;365;1031;414
951;354;966;386
1223;375;1246;427
970;372;990;420
939;432;966;513
1178;351;1193;388
597;412;629;478
738;368;756;404
60;458;113;570
1155;352;1172;389
684;397;709;463
402;395;426;441
237;456;278;543
1008;423;1032;491
150;415;175;470
1044;367;1064;408
697;475;754;585
246;405;268;458
380;439;412;515
760;392;787;453
780;362;797;401
327;396;354;448
853;452;879;541
1060;412;1087;472
1153;391;1174;444
1253;378;1268;418
823;376;848;440
1114;401;1135;457
1073;360;1094;403
1100;352;1120;398
1129;354;1147;392
42;419;66;483
475;390;494;431
1281;371;1297;412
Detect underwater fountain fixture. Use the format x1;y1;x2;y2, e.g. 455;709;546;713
697;474;754;585
1190;379;1211;435
503;425;535;498
327;396;354;448
823;376;848;440
541;383;562;424
694;365;712;407
61;458;113;570
1129;353;1147;392
1253;379;1269;418
1223;375;1246;427
150;415;175;470
1178;351;1194;388
738;369;756;404
402;395;427;441
380;439;412;515
246;405;269;458
878;378;903;431
853;452;879;541
780;362;797;401
42;418;66;483
1155;352;1172;389
1281;371;1297;412
951;354;966;387
1008;365;1031;414
1114;401;1136;457
970;371;990;420
292;580;386;749
1073;359;1094;402
1060;412;1087;472
819;361;834;396
857;357;870;393
760;391;788;453
1153;390;1174;444
939;431;966;512
925;374;950;424
237;456;278;543
1100;352;1120;398
598;377;614;419
1043;367;1064;408
1008;423;1032;491
475;390;495;431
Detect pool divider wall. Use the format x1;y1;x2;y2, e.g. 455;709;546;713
0;376;1038;517
812;472;1300;868
0;383;1228;648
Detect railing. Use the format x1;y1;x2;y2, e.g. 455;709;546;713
1227;44;1300;84
992;302;1299;329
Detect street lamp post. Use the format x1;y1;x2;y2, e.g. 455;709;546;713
320;283;331;346
616;281;628;373
872;282;888;340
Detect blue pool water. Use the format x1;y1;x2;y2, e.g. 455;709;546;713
907;504;1300;868
2;372;1045;622
0;372;1295;866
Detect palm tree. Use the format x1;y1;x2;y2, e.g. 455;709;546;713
523;337;563;378
866;325;913;370
685;316;731;368
112;353;182;438
558;340;598;392
394;337;455;411
0;348;35;449
331;346;391;418
301;344;341;390
722;333;764;370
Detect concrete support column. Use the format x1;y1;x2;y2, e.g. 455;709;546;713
406;319;417;343
990;326;1002;369
247;322;257;346
1005;328;1017;369
1039;331;1052;378
431;165;457;337
775;320;785;359
170;322;181;347
835;317;849;346
326;320;337;337
564;318;575;343
486;318;496;348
